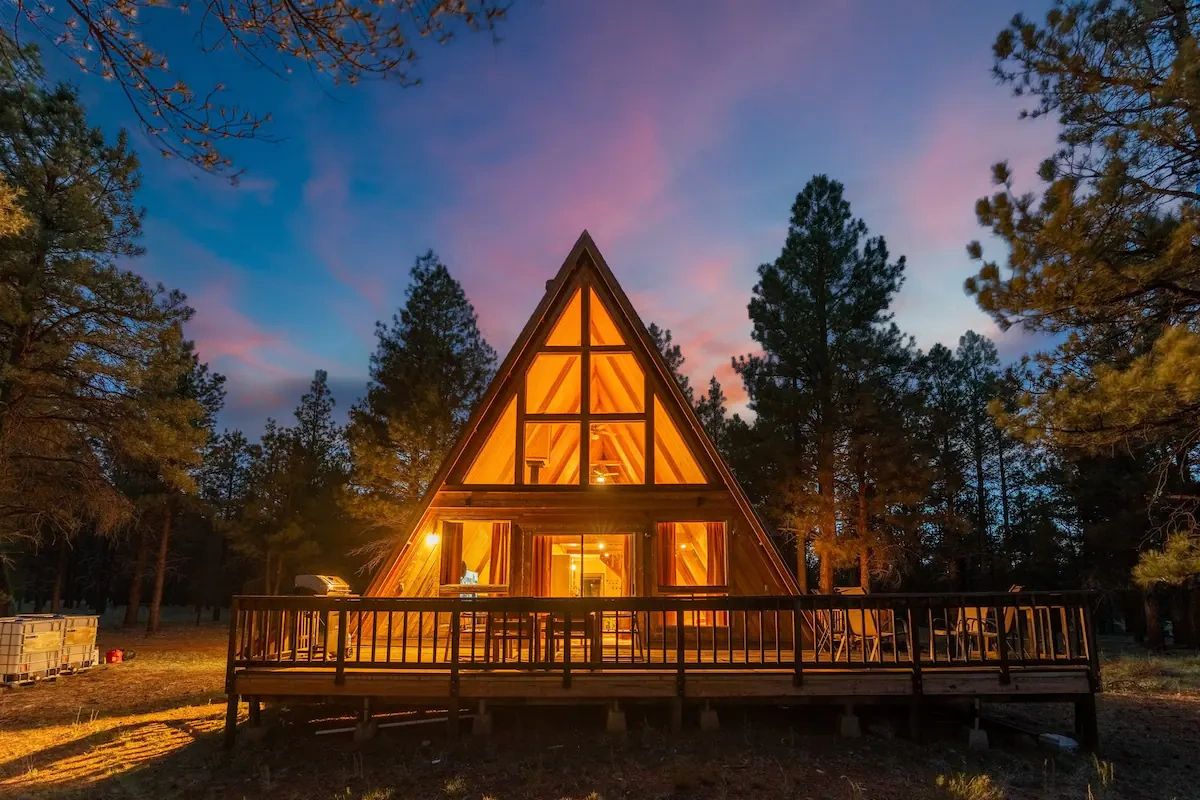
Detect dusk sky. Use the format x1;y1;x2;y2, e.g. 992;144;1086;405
67;1;1058;435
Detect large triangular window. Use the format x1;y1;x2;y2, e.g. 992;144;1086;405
460;280;709;487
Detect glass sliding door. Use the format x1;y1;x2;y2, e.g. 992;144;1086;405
531;533;634;597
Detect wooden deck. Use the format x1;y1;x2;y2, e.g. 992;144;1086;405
223;592;1100;747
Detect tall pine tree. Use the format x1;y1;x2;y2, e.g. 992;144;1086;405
735;176;905;591
346;252;495;565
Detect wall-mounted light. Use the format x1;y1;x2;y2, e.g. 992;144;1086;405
424;532;440;547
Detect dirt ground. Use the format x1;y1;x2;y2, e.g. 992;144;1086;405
0;619;1197;800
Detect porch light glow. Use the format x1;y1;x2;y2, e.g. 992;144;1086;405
424;532;440;547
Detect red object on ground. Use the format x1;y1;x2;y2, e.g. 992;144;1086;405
104;648;123;664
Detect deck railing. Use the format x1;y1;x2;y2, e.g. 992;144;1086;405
225;591;1099;692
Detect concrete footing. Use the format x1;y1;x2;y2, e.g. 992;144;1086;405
838;707;861;738
472;702;493;736
353;719;379;742
699;704;720;732
605;703;627;734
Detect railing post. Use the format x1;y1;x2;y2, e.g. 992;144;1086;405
334;604;348;686
907;603;922;695
792;598;803;686
450;609;461;698
675;606;686;698
224;597;240;694
1083;593;1101;692
562;612;572;688
996;599;1011;685
222;597;241;750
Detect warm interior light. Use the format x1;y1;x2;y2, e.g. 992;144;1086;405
679;543;688;550
424;532;440;547
594;472;607;484
598;542;606;551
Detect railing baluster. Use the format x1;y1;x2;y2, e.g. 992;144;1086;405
334;605;347;685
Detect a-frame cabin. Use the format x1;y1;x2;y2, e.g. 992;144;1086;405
366;232;797;601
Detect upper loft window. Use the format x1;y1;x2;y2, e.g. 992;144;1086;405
460;282;708;487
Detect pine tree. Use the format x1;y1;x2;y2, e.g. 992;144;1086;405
956;331;1002;581
842;325;928;589
233;371;350;593
110;337;223;632
735;176;905;591
0;39;192;549
694;376;729;455
970;1;1200;610
347;252;495;565
647;323;694;404
915;344;972;589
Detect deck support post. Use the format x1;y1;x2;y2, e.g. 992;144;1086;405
699;701;719;732
354;698;378;743
471;700;493;736
605;701;627;734
669;697;683;732
248;696;262;727
447;704;460;739
222;693;239;750
906;697;923;743
838;704;861;738
967;700;989;751
1074;694;1099;752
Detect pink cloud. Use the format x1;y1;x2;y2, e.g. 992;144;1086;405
886;88;1057;250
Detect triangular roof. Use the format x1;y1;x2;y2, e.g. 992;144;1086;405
366;231;797;595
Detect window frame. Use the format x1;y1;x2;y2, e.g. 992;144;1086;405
655;520;730;593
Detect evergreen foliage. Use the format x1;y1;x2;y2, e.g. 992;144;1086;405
735;176;906;591
969;0;1200;600
346;253;495;566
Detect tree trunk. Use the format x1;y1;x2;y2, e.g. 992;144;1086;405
857;473;870;590
124;528;151;627
146;506;172;635
972;432;987;585
995;427;1011;546
816;435;837;593
50;537;68;612
1145;590;1165;651
0;556;13;617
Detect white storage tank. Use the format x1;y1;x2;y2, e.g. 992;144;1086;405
0;615;66;685
61;614;100;672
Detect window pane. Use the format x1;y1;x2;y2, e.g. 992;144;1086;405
526;354;581;414
462;397;516;484
652;396;706;483
589;421;645;484
445;520;510;586
589;288;624;345
659;522;726;586
524;422;580;484
538;534;631;597
546;288;582;346
590;353;644;413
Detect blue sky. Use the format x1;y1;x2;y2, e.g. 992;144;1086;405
50;1;1057;435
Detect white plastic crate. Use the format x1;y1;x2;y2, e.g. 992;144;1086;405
0;615;65;684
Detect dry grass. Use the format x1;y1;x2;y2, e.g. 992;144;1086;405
0;618;1197;799
1101;650;1200;696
